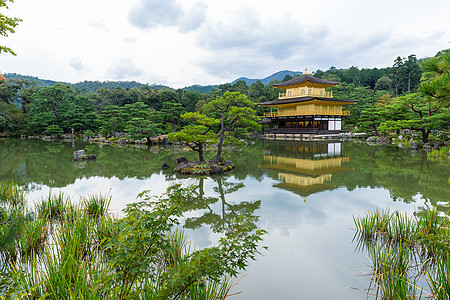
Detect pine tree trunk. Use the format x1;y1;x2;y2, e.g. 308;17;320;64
214;110;225;163
421;129;429;143
198;143;205;162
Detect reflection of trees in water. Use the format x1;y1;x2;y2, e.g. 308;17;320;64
258;140;449;208
183;177;261;233
0;139;176;187
334;143;449;206
1;139;448;209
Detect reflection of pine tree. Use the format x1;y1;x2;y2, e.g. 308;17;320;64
183;177;261;233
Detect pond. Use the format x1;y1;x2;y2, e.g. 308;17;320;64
1;138;449;299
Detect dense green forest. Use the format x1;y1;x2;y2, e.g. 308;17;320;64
1;49;449;143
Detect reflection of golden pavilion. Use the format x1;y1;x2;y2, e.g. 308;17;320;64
260;141;352;199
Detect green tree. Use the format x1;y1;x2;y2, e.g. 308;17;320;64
159;88;179;107
122;102;162;139
180;90;205;112
44;124;64;136
358;106;384;135
402;54;421;92
99;105;125;136
160;102;185;132
0;101;26;134
378;93;449;142
27;85;73;134
231;80;249;95
419;49;450;105
374;76;392;92
168;112;218;162
0;0;22;55
247;80;266;103
203;91;260;163
391;56;404;96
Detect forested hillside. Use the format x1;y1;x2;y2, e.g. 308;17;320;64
1;49;448;143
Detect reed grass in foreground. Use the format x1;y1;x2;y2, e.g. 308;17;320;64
354;208;450;299
0;182;266;299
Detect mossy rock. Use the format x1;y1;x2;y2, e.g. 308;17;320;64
174;160;235;175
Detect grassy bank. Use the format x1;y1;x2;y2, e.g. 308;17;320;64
0;182;265;299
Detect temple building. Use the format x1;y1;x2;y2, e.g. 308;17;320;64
258;72;356;135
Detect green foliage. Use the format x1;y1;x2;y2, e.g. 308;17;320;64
169;117;218;162
420;49;450;105
203;91;260;162
354;208;450;299
99;105;125;136
44;124;63;136
0;0;22;55
0;182;266;299
27;85;100;134
161;102;185;133
0;101;27;135
121;102;162;139
427;146;450;162
378;93;449;142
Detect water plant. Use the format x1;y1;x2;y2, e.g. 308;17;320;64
354;208;450;299
0;182;266;299
427;146;450;162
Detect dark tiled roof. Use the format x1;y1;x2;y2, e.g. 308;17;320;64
273;74;339;87
258;96;357;106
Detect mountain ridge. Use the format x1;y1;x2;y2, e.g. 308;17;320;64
231;70;303;86
3;70;302;93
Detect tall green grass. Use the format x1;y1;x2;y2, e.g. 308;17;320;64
427;146;450;162
0;182;265;299
354;208;450;299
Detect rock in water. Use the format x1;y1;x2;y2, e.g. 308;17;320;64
73;150;86;161
176;157;188;165
366;136;376;143
376;136;390;144
410;142;421;150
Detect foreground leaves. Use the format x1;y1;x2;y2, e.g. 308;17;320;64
0;182;266;299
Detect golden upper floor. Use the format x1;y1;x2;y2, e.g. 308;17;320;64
262;99;352;117
273;73;338;100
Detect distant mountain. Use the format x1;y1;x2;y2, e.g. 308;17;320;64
4;70;302;94
182;84;218;94
5;73;65;87
231;70;303;86
4;73;171;92
71;81;170;92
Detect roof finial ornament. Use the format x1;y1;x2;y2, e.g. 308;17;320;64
304;68;308;75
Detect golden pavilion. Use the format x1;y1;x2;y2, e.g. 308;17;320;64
258;72;355;135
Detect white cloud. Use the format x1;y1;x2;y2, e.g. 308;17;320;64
128;0;182;29
69;57;91;72
177;2;207;33
128;0;206;33
107;58;143;80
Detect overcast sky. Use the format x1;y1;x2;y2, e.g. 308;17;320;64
0;0;448;88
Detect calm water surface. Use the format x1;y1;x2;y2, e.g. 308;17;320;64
1;138;449;299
